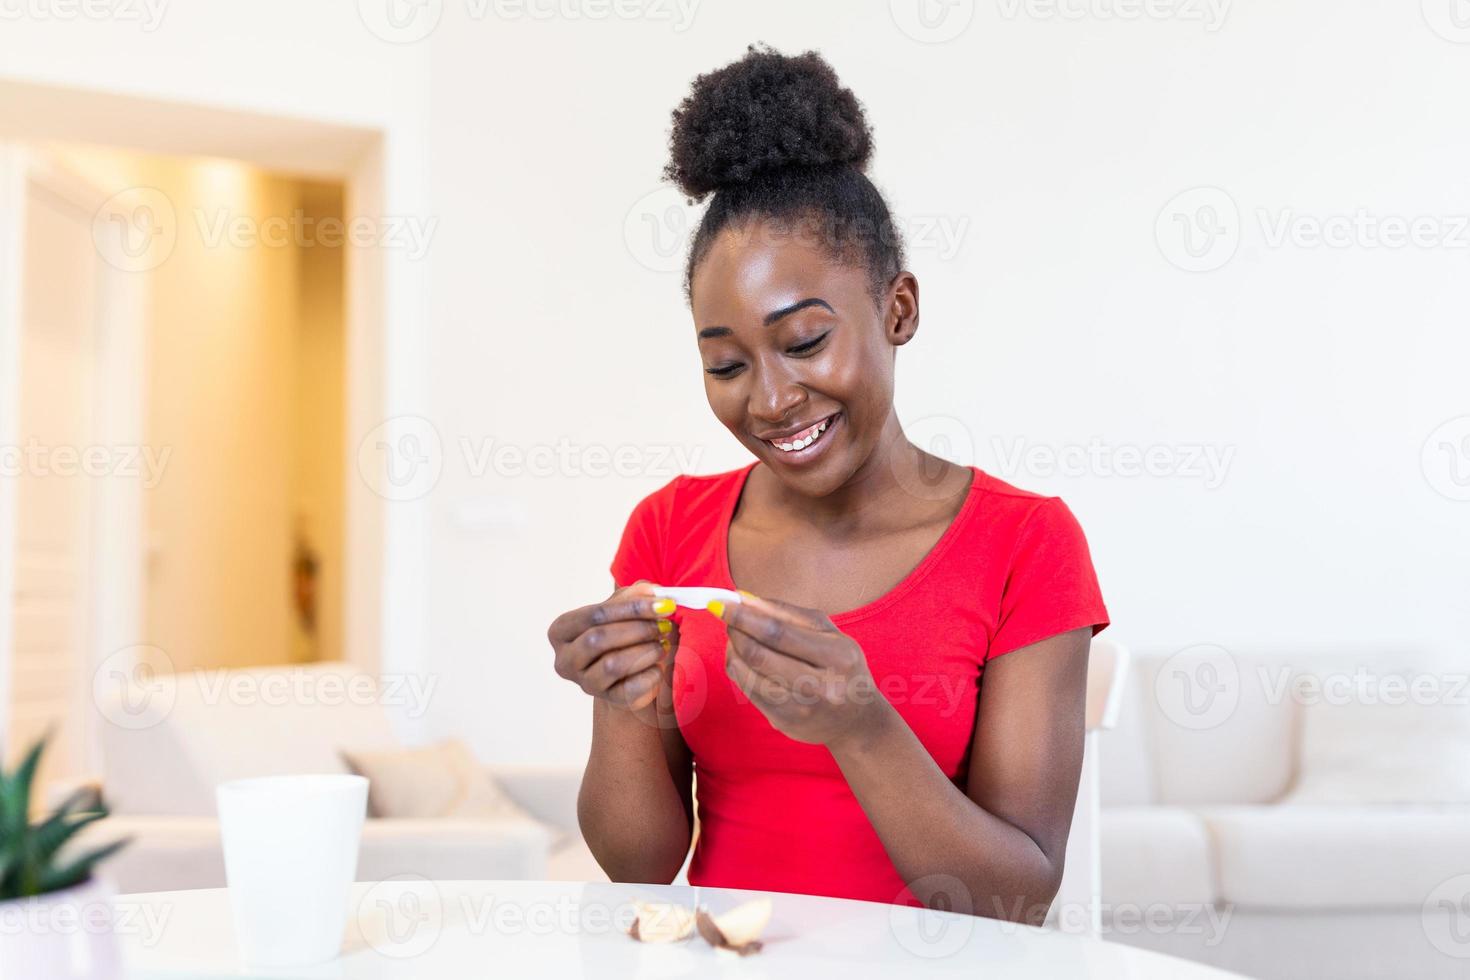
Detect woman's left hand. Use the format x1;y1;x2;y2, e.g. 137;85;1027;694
713;592;888;748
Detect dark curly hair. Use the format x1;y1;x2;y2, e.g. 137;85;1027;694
664;43;906;310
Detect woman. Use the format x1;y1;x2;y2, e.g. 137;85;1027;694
547;44;1109;923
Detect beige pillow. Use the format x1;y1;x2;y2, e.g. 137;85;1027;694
1283;695;1470;805
341;739;534;821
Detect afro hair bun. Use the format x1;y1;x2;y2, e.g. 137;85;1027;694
663;43;874;201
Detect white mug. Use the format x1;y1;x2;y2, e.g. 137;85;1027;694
216;774;369;969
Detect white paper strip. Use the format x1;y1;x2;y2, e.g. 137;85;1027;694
652;586;744;610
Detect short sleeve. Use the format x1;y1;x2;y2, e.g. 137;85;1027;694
609;479;679;589
987;497;1109;662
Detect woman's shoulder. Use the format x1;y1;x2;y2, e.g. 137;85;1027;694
965;468;1092;547
672;462;754;503
963;470;1109;656
970;468;1056;505
621;462;753;526
610;463;753;587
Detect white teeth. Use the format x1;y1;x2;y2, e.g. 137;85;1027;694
771;416;832;453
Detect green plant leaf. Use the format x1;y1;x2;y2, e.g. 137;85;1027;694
34;837;131;895
28;796;109;867
0;733;47;837
0;731;127;900
0;734;49;896
13;731;47;814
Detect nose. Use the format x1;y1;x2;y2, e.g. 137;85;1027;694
746;358;807;426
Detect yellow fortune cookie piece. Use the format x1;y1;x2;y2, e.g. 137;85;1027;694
627;900;696;944
694;897;772;955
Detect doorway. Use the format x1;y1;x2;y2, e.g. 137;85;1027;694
0;81;402;803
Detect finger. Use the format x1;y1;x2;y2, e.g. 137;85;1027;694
610;579;657;602
569;619;672;675
651;626;681;709
626;679;659;713
583;639;664;695
735;591;836;631
725;629;812;687
549;590;675;646
723;641;785;711
717;598;836;668
606;664;662;709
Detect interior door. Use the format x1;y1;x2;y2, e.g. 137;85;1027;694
1;148;145;804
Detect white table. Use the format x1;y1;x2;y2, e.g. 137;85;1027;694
116;879;1248;978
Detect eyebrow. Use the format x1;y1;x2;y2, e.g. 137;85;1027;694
697;297;834;340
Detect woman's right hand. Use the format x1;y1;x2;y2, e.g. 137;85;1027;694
547;580;678;713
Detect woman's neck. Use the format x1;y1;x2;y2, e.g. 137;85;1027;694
754;411;970;539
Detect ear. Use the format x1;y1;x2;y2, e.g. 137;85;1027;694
885;271;920;347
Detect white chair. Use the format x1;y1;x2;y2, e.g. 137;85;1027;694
1049;637;1131;936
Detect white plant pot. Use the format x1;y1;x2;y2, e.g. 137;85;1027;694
0;876;124;979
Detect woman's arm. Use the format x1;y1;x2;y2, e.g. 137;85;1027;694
716;593;1090;922
828;628;1090;923
575;594;696;884
579;697;695;883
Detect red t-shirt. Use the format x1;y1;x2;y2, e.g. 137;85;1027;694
609;461;1109;907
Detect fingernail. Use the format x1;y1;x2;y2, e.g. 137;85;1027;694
737;589;757;600
657;620;672;634
707;599;725;619
652;598;676;616
661;638;671;652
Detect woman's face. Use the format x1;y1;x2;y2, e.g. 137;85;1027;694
690;217;917;496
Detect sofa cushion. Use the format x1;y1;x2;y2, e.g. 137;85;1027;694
100;662;402;815
341;739;536;821
1284;696;1470;804
356;817;550;883
1203;804;1470;909
79;815;552;894
1100;806;1216;908
1139;649;1300;806
547;836;610;883
1134;648;1435;807
1098;669;1156;807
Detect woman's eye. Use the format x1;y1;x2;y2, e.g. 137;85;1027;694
704;331;828;378
787;331;830;356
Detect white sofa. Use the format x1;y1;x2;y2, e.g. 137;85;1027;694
80;662;607;894
1099;647;1470;980
81;653;1468;980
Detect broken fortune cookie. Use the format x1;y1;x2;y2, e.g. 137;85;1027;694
627;901;696;943
694;897;772;956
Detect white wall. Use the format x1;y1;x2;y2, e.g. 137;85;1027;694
3;2;1467;766
418;1;1470;764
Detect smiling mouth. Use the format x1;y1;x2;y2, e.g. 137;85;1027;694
762;413;839;454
